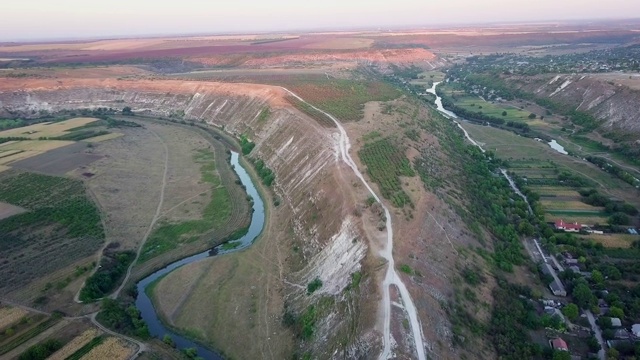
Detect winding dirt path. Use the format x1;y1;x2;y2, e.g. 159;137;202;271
112;128;170;299
281;87;427;360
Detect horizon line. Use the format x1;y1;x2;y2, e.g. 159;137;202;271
2;16;640;44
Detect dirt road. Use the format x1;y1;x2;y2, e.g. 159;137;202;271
281;87;427;360
112;128;170;298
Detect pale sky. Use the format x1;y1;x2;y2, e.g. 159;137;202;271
1;0;639;41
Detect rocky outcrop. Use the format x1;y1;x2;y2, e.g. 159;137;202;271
0;77;377;358
505;73;640;134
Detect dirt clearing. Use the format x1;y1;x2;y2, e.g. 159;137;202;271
0;201;26;220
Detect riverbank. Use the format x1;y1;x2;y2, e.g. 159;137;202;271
137;150;269;359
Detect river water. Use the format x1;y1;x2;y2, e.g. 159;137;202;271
135;151;265;359
548;139;568;155
427;81;534;215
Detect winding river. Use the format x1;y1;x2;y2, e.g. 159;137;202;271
135;151;265;360
427;82;534;214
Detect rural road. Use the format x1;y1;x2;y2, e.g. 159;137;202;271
89;312;148;359
281;87;427;360
430;80;609;360
113;128;170;299
585;310;606;360
1;297;146;359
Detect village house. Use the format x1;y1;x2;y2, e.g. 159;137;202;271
551;338;569;351
555;219;582;232
611;318;622;327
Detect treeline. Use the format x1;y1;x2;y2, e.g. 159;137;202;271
586;156;640;187
439;94;531;133
79;249;135;302
18;339;63;360
490;280;543;359
96;298;150;339
251;158;275;186
579;189;638;216
239;134;255;155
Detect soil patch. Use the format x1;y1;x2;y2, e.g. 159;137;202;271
11;142;102;175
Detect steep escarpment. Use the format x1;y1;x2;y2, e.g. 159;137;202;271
504;73;640;135
0;78;379;359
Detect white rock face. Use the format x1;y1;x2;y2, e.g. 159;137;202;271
301;217;367;295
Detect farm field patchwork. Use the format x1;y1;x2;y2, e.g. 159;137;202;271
0;313;63;356
462;122;639;199
10;142;102;176
80;336;134;360
0;170;104;295
0;306;28;330
47;328;100;360
539;200;603;211
0;117;98;139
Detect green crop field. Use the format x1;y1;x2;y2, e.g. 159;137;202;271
278;77;401;122
454;96;533;122
139;149;232;263
0;171;104;293
358;137;415;208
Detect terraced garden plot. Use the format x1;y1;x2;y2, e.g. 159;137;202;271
540;200;603;211
47;329;100;360
80;336;134;360
511;168;558;177
0;314;61;356
529;186;582;197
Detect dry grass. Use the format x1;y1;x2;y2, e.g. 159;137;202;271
0;149;23;158
0;165;9;173
0;151;38;165
79;124;166;252
81;336;134;360
47;328;99;360
0;118;97;139
585;234;639;248
0;140;74;162
0;306;28;330
540;200;602;211
85;133;124;143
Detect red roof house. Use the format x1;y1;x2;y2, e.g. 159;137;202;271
551;338;569;351
554;220;582;232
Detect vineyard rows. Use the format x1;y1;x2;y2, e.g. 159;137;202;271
358;138;415;208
